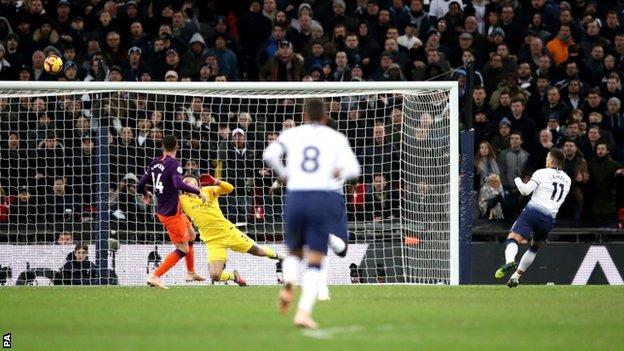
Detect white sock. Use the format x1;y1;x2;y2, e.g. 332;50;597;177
328;234;347;255
298;267;320;313
283;255;300;285
318;257;329;299
504;240;518;264
517;248;537;273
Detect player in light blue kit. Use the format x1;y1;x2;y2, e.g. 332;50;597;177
495;148;571;287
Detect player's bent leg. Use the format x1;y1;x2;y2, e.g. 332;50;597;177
328;233;348;257
495;232;525;279
208;260;247;286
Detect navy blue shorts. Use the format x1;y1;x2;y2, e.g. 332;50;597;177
328;192;348;242
283;190;332;254
511;205;554;241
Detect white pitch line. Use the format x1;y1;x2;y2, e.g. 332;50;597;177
302;325;365;339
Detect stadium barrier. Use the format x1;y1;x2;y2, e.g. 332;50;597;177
471;243;624;285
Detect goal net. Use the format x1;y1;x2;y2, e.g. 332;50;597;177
0;81;458;286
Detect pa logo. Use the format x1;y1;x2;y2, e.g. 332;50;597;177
2;333;10;349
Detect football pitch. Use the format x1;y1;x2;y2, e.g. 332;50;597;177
1;285;622;351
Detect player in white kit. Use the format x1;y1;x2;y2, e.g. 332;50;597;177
318;118;351;302
263;99;361;328
495;148;571;287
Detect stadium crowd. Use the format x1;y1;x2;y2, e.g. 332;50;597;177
0;0;624;233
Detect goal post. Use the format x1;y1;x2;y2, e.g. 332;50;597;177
0;81;460;286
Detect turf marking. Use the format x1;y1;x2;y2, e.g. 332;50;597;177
302;325;365;339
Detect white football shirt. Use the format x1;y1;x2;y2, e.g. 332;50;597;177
522;168;572;218
263;123;361;191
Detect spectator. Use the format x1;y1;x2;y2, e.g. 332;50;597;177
332;51;351;81
207;34;238;81
541;87;570;130
509;98;537;149
587;142;624;226
171;10;197;44
121;46;147;81
111;126;139;179
602;74;623;102
482;53;507;95
499;131;530;215
491;118;512;155
164;69;179;82
71;135;97;217
603;97;624;161
58;243;98;285
238;0;273;80
531;129;554;171
259;40;304;81
560;139;589;220
57;232;73;245
579;125;606;162
8;187;40;225
180;33;207;78
257;23;286;68
363;123;399;181
110;173;148;227
220;128;257;223
36;131;67;183
581;89;606;117
478;174;504;219
45;177;78;224
577;19;610;59
546;24;574;65
474;141;501;188
327;0;357;34
161;48;182;79
369;51;395;81
0;131;34;193
365;173;399;221
527;74;550;118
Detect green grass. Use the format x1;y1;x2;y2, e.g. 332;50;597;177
1;285;623;351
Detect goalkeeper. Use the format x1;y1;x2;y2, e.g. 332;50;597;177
179;173;283;285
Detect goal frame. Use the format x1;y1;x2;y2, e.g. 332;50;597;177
0;80;460;285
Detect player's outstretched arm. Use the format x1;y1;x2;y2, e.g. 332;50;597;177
214;180;234;195
514;177;538;196
201;173;234;196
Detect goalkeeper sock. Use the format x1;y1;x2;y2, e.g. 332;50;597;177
283;255;300;285
504;238;518;264
329;234;347;257
298;265;321;313
512;246;538;279
219;271;235;281
185;241;195;272
262;246;279;260
155;249;187;277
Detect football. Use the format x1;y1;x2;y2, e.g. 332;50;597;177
44;55;63;75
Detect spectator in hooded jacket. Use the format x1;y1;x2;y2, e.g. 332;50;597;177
180;33;207;78
58;243;98;285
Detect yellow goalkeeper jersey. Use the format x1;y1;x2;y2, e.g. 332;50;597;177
179;184;234;242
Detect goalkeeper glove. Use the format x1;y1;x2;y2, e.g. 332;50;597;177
200;173;218;186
